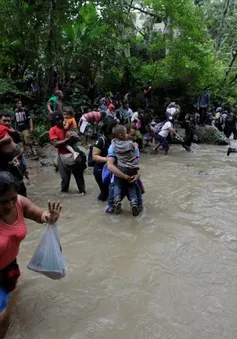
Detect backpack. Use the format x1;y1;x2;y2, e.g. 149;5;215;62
88;136;106;167
151;121;167;134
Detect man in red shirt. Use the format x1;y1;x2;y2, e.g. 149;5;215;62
49;112;86;194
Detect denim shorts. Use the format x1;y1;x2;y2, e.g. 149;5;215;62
143;133;150;141
0;286;10;313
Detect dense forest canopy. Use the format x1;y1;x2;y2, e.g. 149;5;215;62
0;0;237;113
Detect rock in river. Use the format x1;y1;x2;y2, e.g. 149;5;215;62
172;126;230;145
195;126;230;145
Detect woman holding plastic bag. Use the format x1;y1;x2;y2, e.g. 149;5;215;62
0;171;62;339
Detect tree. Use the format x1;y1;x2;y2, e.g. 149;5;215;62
0;0;236;110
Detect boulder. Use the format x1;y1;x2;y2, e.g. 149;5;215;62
195;126;230;145
40;159;53;167
171;126;230;145
40;143;94;173
41;144;57;168
41;143;57;159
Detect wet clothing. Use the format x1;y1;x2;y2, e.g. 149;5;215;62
108;144;141;208
57;155;86;193
0;199;27;270
182;120;196;147
114;176;138;207
49;126;86;192
0;259;20;312
93;136;111;201
155;134;169;152
0;198;27;310
224;114;237;139
0;286;10;312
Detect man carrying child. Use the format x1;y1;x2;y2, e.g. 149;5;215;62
107;125;141;216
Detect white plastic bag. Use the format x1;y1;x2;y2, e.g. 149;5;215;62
27;224;66;280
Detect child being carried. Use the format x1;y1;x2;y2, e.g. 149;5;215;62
0;123;28;177
112;125;140;216
63;107;80;159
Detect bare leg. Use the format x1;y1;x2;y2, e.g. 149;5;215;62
0;308;9;339
66;145;79;159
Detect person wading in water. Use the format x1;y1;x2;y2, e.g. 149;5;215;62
0;171;62;339
49;112;86;194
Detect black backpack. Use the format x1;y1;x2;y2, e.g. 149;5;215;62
88;136;105;167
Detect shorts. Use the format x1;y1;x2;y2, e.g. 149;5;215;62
0;286;10;313
22;129;31;144
143;133;150;141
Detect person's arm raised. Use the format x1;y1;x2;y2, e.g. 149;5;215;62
20;196;62;224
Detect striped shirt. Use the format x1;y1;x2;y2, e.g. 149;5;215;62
83;111;101;124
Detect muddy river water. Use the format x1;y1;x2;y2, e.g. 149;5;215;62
6;143;237;339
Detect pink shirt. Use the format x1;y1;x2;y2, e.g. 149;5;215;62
83;111;101;124
0;198;27;270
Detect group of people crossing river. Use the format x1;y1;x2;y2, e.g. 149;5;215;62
0;88;236;337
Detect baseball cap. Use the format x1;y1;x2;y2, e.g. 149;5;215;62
52;111;64;121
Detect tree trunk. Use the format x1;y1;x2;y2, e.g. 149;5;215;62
215;0;232;54
44;0;57;100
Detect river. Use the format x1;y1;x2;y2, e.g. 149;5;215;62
6;143;237;339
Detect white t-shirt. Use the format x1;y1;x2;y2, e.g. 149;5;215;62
158;121;172;138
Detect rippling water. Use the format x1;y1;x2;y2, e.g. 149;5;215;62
7;142;237;339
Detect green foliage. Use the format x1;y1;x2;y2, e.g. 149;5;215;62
31;125;50;145
0;0;236;112
0;78;17;95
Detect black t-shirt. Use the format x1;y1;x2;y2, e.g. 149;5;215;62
183;120;196;135
14;109;30;131
93;136;111;169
